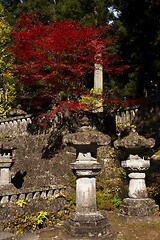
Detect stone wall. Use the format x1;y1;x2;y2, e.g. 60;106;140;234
0;114;76;189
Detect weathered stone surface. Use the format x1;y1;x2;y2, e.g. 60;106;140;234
63;130;111;147
114;128;155;151
128;172;145;178
119;198;159;216
66;211;115;239
121;155;150;172
0;231;15;240
128;178;148;198
120;153;150;200
0;135;76;188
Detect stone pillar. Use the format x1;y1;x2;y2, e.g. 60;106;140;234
94;61;103;92
0;153;13;187
71;149;101;214
128;172;148;198
63;117;115;239
114;128;159;222
94;53;103;112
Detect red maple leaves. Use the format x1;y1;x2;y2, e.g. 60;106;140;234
9;12;130;116
10;13;128;96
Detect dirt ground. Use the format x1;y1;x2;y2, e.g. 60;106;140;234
37;211;160;240
108;211;160;240
1;211;160;240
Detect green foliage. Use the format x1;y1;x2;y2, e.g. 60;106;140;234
16;200;27;208
0;83;16;119
112;0;160;96
96;163;125;210
1;193;76;234
2;211;51;234
2;0;111;26
96;188;122;210
69;174;76;189
122;79;137;97
79;88;103;112
111;193;122;208
35;211;48;225
15;0;57;24
147;184;160;200
56;0;110;26
95;146;128;210
0;2;17;119
96;189;114;210
64;192;76;212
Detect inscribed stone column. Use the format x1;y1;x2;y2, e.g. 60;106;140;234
94;53;103;112
94;60;103;92
114;128;159;222
63;116;115;239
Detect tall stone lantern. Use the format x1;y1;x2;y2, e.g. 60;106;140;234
63;117;115;239
114;128;159;220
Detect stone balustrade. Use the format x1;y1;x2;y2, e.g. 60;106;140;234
0;185;66;205
116;102;160;127
0;113;64;137
0;114;33;137
1;100;160;137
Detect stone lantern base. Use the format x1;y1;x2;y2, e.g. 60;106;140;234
118;198;159;223
65;211;115;239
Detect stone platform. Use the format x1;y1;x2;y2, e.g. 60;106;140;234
65;211;115;239
119;198;159;216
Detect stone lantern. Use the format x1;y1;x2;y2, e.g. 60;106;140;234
63;117;115;239
0;152;13;188
114;128;159;220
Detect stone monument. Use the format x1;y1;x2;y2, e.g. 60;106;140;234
0;151;13;188
63;116;115;239
94;52;103;112
114;127;159;222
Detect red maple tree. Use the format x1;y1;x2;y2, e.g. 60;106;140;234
10;12;128;109
8;13;132;127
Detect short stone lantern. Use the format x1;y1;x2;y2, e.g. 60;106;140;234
114;128;159;221
63;116;115;239
0;152;13;188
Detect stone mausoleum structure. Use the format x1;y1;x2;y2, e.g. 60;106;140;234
114;127;159;221
63;116;115;239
